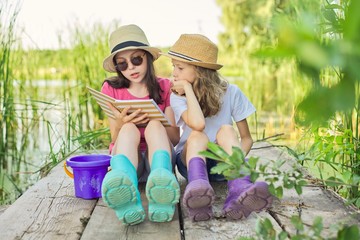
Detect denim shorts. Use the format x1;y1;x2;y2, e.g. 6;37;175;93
175;152;226;182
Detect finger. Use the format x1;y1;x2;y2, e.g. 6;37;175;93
132;113;149;122
131;114;148;124
120;106;131;116
107;102;119;113
107;103;124;119
171;84;183;90
127;109;142;118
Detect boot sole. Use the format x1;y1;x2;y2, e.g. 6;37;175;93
183;179;215;221
223;182;273;220
102;169;145;225
146;168;180;222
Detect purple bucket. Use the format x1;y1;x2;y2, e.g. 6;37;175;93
65;154;111;199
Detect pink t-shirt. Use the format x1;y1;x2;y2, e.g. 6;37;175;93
101;77;171;153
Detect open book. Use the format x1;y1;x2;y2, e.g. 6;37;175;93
87;86;171;127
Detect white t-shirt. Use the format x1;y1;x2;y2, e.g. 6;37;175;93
170;83;256;154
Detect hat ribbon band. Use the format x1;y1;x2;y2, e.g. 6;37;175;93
168;51;201;62
111;41;148;53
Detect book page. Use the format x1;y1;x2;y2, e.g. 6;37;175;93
87;86;171;127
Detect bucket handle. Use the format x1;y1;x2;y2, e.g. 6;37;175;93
63;161;74;179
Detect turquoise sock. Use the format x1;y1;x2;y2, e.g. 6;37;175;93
101;154;145;225
151;150;172;171
146;149;180;222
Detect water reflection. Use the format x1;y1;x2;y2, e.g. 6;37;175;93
1;79;80;204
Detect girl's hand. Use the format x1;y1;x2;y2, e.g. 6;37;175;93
108;103;150;127
171;80;191;96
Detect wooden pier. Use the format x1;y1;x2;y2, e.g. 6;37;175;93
0;142;359;239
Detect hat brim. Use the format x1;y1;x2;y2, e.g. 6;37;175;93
160;52;223;70
103;46;161;72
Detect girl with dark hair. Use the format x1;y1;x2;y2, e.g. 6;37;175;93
100;24;180;225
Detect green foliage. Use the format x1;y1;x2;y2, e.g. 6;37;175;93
0;0;24;203
216;0;309;129
290;118;360;207
200;142;306;199
254;0;360;126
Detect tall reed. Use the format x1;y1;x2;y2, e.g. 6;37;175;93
0;0;22;203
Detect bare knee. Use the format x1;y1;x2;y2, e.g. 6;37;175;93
187;131;209;149
120;122;139;134
144;120;165;138
216;125;237;145
115;122;140;146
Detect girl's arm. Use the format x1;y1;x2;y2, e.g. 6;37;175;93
235;119;253;155
164;106;180;146
174;81;205;131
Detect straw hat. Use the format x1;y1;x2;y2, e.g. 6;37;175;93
103;24;161;72
161;34;223;70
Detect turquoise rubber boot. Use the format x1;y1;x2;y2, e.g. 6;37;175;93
101;154;145;225
146;150;180;222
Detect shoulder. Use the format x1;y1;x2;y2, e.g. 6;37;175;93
227;83;240;92
101;82;116;98
101;81;112;92
157;77;172;89
226;83;246;96
101;81;127;99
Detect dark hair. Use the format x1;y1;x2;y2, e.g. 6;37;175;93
103;51;163;104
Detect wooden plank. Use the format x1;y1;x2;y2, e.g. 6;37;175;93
0;205;9;216
0;162;97;240
271;186;360;238
250;142;360;238
81;183;182;240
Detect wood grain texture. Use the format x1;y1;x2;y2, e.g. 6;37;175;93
81;183;182;240
0;163;97;240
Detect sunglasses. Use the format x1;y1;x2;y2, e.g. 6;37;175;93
115;53;146;72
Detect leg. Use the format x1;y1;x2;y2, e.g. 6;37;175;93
216;125;242;154
111;123;141;168
144;120;172;166
183;131;215;222
101;123;145;225
144;120;180;222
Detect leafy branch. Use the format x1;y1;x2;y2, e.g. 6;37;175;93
199;142;307;199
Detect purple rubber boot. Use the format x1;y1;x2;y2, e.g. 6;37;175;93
183;157;215;221
223;176;273;220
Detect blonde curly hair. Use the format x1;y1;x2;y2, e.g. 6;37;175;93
192;66;228;117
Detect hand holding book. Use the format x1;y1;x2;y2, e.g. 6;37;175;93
87;86;171;127
106;102;151;126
